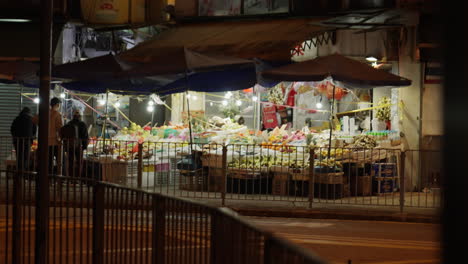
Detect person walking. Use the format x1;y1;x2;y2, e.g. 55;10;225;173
61;110;89;177
10;107;36;172
33;97;63;174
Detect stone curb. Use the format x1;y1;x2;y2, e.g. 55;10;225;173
229;207;439;224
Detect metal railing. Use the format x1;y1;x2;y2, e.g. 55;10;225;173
0;171;324;263
0;137;442;210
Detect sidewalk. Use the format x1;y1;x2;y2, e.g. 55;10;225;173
195;198;440;224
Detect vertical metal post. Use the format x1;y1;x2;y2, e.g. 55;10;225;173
138;143;143;188
221;145;228;206
308;147;315;209
36;0;53;262
152;195;166;264
12;170;22;264
92;183;105;264
399;151;406;213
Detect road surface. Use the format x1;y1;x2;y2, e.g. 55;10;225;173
247;217;440;264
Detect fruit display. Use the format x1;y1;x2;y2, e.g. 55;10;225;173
352;134;377;148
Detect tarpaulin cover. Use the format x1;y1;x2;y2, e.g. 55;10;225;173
261;53;412;87
120;47;255;77
119;18;323;62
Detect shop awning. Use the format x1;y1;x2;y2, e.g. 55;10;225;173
262;53;412;87
119;18;324;62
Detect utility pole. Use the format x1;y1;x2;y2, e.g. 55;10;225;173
36;0;53;262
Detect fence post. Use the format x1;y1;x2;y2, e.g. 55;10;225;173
92;183;105;264
152;195;166;264
210;210;219;264
12;171;23;264
399;151;406;213
308;147;315;209
263;234;272;264
221;145;227;206
138;143;143;188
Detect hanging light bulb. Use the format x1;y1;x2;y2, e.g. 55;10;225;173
33;97;40;104
115;101;121;108
210;102;214;106
222;100;228;106
224;91;232;99
148;100;154;106
98;98;106;106
60;93;66;98
316;96;323;109
252;96;258;102
147;105;155;112
186;94;191;99
236;100;242;106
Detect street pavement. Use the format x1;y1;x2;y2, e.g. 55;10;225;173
247;216;440;264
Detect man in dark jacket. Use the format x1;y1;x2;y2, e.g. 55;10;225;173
10;107;36;172
61;110;89;177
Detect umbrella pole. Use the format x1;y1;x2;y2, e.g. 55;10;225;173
328;85;336;159
185;73;194;153
102;89;110;143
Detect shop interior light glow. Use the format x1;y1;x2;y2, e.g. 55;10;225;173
210;102;213;106
60;93;66;98
98;99;106;106
366;56;378;62
115;101;121;108
33;97;40;104
148;100;154;106
236;100;242;106
222;100;228;106
186;94;191;99
252;96;258;102
192;95;197;100
147;105;155;112
0;19;31;23
225;91;232;99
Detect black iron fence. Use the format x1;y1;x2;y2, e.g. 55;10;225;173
0;172;324;264
0;137;442;210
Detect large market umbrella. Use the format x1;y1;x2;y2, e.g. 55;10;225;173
52;53;132;80
261;53;412;157
261;53;411;86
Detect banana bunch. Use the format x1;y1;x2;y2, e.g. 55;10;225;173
319;148;350;157
353;134;377;148
316;158;342;168
229;156;278;169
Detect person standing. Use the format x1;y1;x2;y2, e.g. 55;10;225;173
61;110;89;177
33;97;63;174
10;107;36;172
